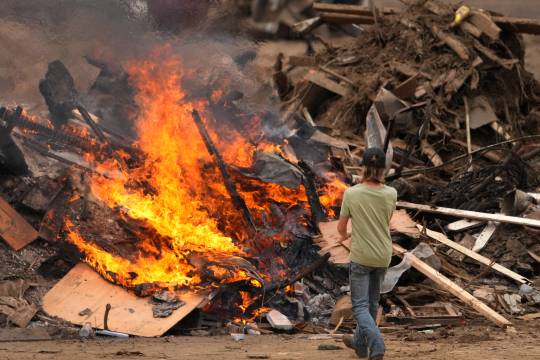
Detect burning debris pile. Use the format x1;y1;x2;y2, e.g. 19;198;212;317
0;0;540;341
0;42;350;335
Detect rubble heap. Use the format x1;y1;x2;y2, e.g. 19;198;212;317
0;0;539;341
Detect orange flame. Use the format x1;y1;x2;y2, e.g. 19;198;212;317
64;49;346;294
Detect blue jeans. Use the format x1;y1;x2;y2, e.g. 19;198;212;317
350;262;386;357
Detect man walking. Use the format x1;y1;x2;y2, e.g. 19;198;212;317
337;147;397;360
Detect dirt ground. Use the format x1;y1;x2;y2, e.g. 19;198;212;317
1;323;539;360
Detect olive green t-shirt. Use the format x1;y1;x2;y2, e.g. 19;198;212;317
340;184;397;268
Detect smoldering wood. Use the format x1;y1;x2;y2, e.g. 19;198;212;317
4;106;97;153
191;110;257;234
38;60;78;128
77;105;128;172
297;161;327;224
16;135;102;175
0;107;29;175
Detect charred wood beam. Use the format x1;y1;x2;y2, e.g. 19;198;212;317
15;134;108;176
76;105;128;172
191;110;257;234
263;252;330;293
297;161;327;224
2;106;97;152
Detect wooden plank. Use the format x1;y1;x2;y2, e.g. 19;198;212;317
330;295;352;325
493;16;540;35
519;312;540;321
319;12;375;25
420;140;444;167
316;211;420;265
288;55;317;67
42;263;205;337
315;221;351;265
527;250;540;263
392;243;512;328
472;221;498;252
305;71;350;97
468;11;501;40
431;24;470;61
312;3;397;16
461;21;483;38
0;196;38;251
418;225;530;285
396;201;540;228
447;219;484;232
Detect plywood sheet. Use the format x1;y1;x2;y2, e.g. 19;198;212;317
0;196;38;251
316;210;421;265
43;263;205;337
315;221;351;265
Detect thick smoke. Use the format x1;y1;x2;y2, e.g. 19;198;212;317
0;0;159;105
0;1;276;128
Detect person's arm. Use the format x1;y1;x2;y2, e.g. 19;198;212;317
337;190;351;242
337;215;350;242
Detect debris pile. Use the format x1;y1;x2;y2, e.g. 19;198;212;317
273;0;540;331
0;0;539;342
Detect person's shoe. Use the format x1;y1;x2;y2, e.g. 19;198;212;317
342;335;368;358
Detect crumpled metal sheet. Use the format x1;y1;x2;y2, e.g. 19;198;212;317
236;151;303;189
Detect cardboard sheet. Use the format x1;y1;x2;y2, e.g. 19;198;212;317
316;210;421;265
43;263;205;337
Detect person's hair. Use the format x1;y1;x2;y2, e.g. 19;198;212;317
362;165;385;183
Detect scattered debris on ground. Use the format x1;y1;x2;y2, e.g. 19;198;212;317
0;0;538;349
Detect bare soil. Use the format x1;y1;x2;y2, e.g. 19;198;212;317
1;323;539;360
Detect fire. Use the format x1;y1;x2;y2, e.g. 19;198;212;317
64;49;346;295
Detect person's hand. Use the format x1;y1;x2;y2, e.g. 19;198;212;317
339;232;351;243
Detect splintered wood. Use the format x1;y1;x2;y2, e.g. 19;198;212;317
43;263;206;337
